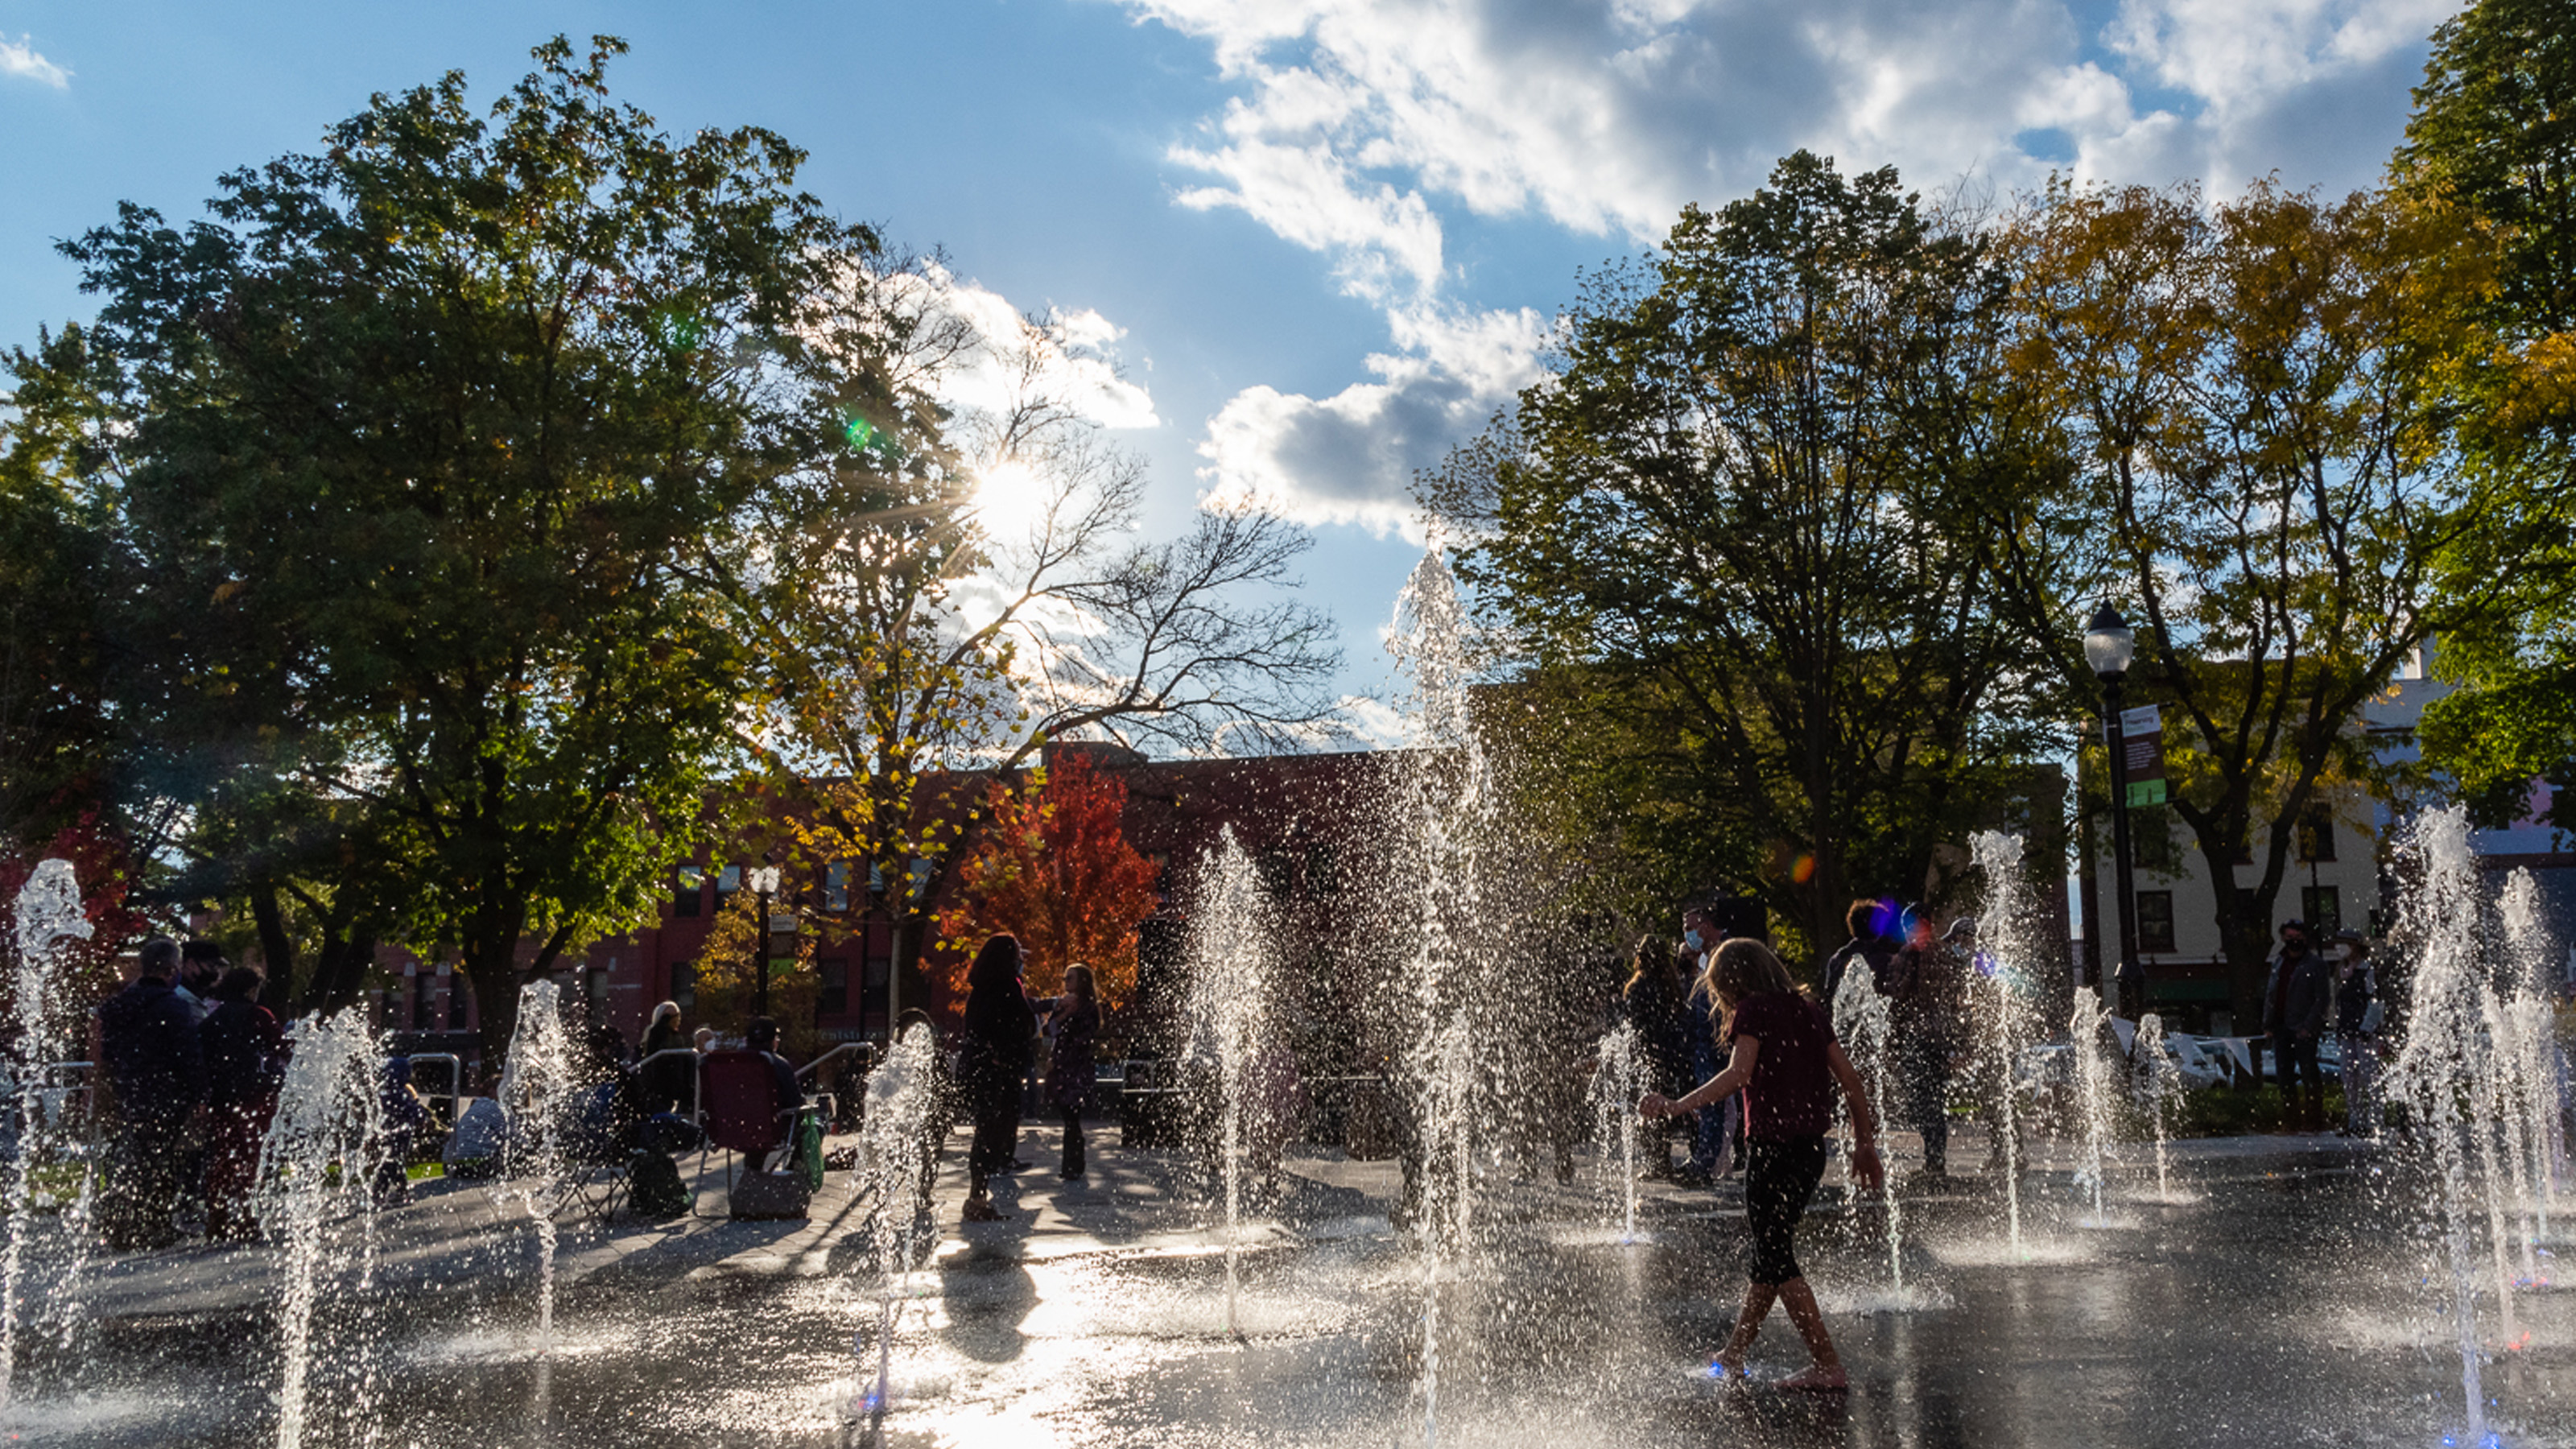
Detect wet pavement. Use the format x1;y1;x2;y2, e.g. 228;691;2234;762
5;1124;2572;1448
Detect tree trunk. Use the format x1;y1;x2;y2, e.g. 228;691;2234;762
250;882;297;1017
294;931;377;1018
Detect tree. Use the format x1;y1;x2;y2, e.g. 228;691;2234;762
738;283;1341;1022
0;326;126;857
2392;0;2576;834
934;751;1160;1005
22;37;881;1061
1993;180;2491;1022
1423;152;2065;958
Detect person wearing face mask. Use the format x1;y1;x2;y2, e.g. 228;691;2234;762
2261;920;2334;1133
1680;906;1737;1184
2330;931;2382;1138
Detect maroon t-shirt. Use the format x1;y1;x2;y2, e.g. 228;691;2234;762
1724;992;1838;1141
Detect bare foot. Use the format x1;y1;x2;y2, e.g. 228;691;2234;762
1711;1326;1757;1379
1778;1363;1847;1391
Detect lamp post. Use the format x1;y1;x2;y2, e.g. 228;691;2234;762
748;863;782;1021
2084;605;2145;1020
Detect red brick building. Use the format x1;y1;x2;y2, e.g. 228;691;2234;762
378;743;1409;1070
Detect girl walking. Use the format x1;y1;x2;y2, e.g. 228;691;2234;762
1643;939;1883;1389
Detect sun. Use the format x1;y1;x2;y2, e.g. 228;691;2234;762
970;458;1054;530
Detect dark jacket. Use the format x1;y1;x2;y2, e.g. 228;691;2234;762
1045;996;1100;1111
98;978;206;1125
2334;964;2378;1035
1620;972;1695;1096
959;980;1036;1103
199;999;285;1112
639;1020;691;1113
2263;947;2334;1036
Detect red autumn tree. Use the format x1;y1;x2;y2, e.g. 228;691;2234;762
936;752;1159;1005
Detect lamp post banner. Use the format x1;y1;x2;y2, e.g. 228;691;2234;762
2111;704;2168;807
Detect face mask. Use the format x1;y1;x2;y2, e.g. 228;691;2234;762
1682;930;1704;952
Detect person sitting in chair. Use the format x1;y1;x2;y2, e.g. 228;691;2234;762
745;1016;803;1172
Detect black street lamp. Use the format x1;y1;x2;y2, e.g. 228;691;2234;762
748;863;783;1021
2085;604;2145;1020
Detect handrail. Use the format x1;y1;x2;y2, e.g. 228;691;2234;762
795;1042;870;1081
404;1052;464;1126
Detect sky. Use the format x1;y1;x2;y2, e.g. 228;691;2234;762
0;0;2462;732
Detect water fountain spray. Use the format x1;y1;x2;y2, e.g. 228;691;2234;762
852;1021;941;1424
2133;1013;2181;1203
1587;1022;1643;1241
0;859;93;1413
499;980;575;1357
1386;546;1499;1449
1832;965;1905;1294
1969;832;2037;1255
2067;986;2117;1223
2500;870;2563;1249
254;1009;390;1449
1184;830;1274;1340
2386;806;2496;1441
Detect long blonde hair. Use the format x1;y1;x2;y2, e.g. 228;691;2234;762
1699;938;1798;1036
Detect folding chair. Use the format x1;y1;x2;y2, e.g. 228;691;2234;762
551;1077;639;1222
697;1050;821;1216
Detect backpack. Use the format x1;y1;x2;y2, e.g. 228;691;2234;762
628;1147;690;1220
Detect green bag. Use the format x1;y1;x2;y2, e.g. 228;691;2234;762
795;1108;826;1193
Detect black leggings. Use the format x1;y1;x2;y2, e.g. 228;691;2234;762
1743;1136;1829;1286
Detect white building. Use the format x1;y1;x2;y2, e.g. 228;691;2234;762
2080;647;2576;1034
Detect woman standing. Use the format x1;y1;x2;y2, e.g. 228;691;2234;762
1046;964;1101;1180
959;934;1036;1222
1643;939;1884;1389
1620;937;1695;1179
198;967;284;1241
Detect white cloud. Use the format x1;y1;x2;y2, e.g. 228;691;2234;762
1;34;69;88
1195;303;1546;536
881;260;1160;431
1125;0;2458;530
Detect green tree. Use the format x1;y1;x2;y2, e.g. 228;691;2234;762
2394;0;2576;833
1423;153;2065;959
21;37;884;1060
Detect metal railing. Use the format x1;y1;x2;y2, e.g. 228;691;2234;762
635;1047;704;1123
403;1052;464;1126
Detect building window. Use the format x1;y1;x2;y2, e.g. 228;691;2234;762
410;974;431;1031
671;960;697;1013
2136;890;2177;953
2297;807;2337;862
824;861;851;914
446;974;470;1031
865;953;891;989
716;865;742;898
2301;886;2342;935
673;865;704;918
818;958;849;1014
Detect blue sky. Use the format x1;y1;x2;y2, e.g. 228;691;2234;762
1;0;2458;729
